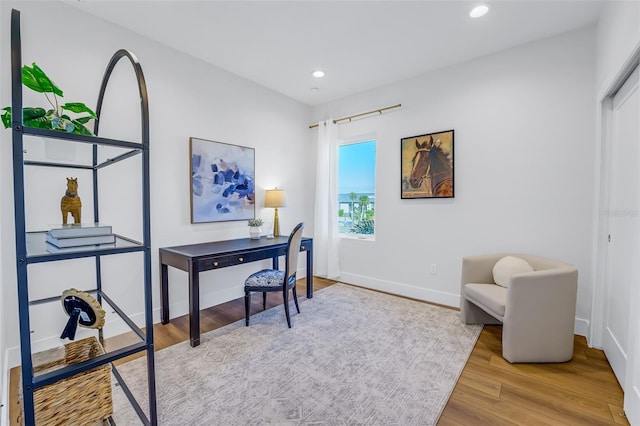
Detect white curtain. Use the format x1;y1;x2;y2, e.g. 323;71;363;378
313;119;340;279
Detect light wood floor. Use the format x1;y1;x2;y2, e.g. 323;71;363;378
10;277;629;425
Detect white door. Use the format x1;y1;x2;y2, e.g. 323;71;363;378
604;64;640;424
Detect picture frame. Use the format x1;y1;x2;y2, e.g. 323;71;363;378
401;129;454;199
190;137;255;223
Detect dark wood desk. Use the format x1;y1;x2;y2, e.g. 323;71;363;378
159;236;313;347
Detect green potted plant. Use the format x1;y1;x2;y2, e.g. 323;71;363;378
248;218;264;239
2;63;96;135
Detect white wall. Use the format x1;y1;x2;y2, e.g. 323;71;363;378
596;1;640;94
311;27;597;335
0;0;312;378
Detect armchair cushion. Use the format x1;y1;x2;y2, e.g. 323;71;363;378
464;283;507;320
492;255;534;287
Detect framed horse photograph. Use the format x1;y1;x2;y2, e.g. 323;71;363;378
401;129;454;199
190;137;256;223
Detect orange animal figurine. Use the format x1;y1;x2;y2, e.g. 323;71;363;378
61;177;82;224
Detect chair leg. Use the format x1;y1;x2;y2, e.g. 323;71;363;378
283;287;292;328
244;291;251;326
292;286;300;314
262;292;267;310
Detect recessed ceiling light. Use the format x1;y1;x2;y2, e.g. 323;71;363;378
312;70;325;78
470;4;489;18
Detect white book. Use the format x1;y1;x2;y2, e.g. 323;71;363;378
45;242;116;253
48;223;113;239
45;233;116;248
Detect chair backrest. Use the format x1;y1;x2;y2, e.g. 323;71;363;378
285;222;304;286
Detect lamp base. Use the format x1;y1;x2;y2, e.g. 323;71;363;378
273;208;280;237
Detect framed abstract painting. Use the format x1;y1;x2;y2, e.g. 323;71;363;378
190;137;255;223
400;129;454;199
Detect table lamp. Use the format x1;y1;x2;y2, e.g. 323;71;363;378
264;188;287;237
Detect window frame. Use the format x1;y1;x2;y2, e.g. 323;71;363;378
337;135;377;240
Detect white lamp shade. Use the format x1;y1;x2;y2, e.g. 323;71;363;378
264;188;288;208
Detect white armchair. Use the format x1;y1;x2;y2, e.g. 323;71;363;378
460;253;578;363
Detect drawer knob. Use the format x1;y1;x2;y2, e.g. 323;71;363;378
213;261;219;267
239;257;244;262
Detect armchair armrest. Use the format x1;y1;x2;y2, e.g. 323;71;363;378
503;267;578;362
505;268;578;322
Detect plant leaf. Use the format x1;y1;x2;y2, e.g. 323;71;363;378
61;103;97;118
24;107;52;130
23;107;47;121
70;119;94;136
1;107;11;129
74;116;93;124
1;107;54;129
2;107;93;135
22;63;64;96
24;116;53;130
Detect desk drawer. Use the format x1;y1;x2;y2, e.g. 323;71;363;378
197;249;276;271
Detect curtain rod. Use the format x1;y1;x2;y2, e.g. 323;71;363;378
309;103;401;129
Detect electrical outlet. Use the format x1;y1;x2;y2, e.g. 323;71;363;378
430;264;437;275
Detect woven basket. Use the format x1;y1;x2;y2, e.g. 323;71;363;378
18;336;113;426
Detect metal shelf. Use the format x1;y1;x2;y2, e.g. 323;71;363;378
10;8;157;426
20;125;145;150
25;232;144;263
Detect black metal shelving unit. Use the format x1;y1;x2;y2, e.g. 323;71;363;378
10;9;157;425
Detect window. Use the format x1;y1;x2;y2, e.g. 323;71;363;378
338;139;376;237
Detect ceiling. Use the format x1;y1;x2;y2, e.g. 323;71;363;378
65;0;605;106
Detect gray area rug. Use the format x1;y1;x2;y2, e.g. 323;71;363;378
112;283;482;425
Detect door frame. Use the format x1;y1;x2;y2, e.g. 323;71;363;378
592;44;640;425
592;46;640;349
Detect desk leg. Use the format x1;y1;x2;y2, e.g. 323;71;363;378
306;243;313;299
188;262;200;347
161;263;169;324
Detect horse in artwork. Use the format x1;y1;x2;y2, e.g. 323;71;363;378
409;136;453;197
61;177;82;224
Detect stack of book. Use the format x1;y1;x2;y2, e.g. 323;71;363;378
45;223;115;253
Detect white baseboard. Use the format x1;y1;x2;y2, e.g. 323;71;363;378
5;309;154;370
338;272;591;339
575;317;590;340
166;284;245;320
166;268;307;319
5;268;309;370
4;267;586;422
337;272;460;307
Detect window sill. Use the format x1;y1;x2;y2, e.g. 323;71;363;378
339;234;375;242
